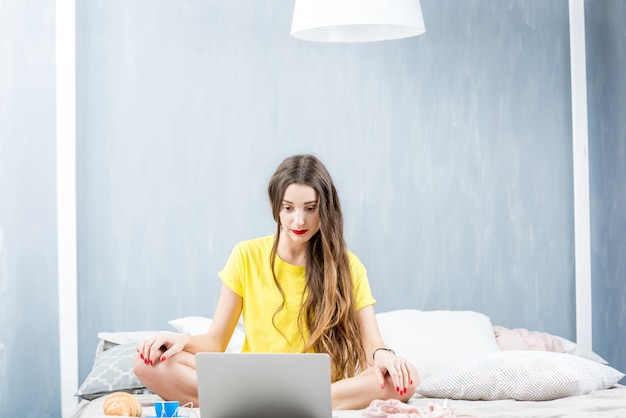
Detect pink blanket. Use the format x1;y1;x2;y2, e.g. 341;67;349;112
362;399;459;418
493;326;565;352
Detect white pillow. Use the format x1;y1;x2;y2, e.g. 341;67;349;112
169;316;245;353
417;350;625;401
168;316;213;335
97;330;164;346
376;310;501;379
557;336;609;364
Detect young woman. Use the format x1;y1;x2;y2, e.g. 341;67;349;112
134;154;418;410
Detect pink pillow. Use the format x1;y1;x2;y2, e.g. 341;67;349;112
494;325;565;352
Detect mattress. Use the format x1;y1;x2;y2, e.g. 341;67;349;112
70;386;626;418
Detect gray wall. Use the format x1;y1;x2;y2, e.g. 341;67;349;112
0;1;60;416
0;1;624;416
586;0;626;381
76;0;576;381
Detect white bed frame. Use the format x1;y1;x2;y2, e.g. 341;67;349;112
56;0;79;416
55;0;594;416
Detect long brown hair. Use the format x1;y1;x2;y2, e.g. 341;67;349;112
267;154;366;381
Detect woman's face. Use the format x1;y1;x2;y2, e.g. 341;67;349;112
279;183;321;244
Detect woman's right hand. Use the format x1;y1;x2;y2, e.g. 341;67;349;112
136;332;190;366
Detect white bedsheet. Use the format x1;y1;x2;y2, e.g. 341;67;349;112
70;385;626;418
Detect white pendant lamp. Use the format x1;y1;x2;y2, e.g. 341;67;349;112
290;0;426;43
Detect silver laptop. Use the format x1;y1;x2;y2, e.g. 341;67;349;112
196;352;333;418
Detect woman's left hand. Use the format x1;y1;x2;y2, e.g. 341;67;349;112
373;350;413;395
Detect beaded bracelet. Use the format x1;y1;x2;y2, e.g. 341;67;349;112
373;347;396;361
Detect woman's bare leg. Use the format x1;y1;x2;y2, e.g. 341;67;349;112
331;363;419;410
132;351;199;407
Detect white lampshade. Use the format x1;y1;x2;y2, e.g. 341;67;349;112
290;0;426;43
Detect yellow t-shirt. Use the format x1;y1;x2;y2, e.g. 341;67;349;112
218;235;376;353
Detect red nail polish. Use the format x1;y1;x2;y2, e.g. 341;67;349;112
161;355;167;362
144;358;148;364
396;386;400;392
140;353;144;360
410;380;413;385
150;360;154;365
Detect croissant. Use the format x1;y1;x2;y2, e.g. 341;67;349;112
102;391;143;417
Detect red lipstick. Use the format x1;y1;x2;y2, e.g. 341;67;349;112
292;229;307;235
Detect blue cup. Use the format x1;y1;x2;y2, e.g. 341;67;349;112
155;401;179;417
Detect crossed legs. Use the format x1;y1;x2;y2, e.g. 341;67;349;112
133;352;419;410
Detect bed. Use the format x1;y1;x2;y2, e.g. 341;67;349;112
69;387;626;418
70;310;626;418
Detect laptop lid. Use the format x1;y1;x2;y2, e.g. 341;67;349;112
196;352;333;418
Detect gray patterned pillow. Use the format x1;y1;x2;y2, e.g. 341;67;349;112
76;342;149;400
417;350;624;401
